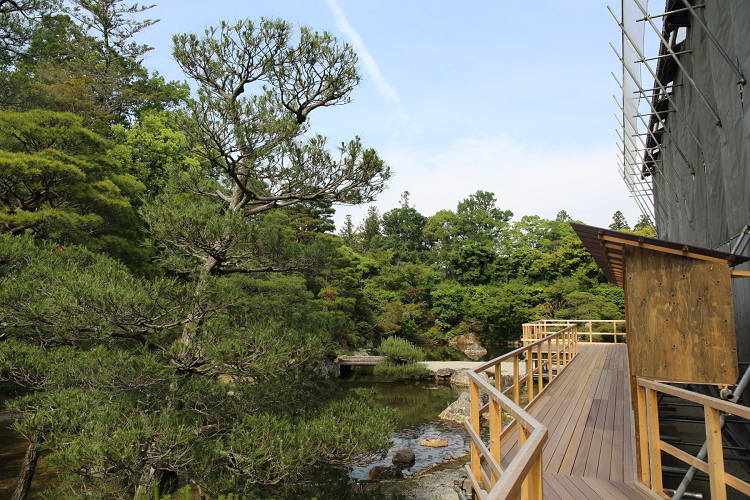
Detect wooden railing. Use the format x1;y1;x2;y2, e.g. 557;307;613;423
522;319;626;345
465;325;579;499
636;378;750;500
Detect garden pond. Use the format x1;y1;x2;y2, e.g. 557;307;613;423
345;343;514;480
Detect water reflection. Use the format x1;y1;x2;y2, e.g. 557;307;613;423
421;344;514;362
345;372;468;480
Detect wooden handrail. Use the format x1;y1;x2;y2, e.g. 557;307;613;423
636;377;750;499
466;325;579;499
522;319;626;345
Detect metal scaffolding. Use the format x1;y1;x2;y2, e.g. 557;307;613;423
611;0;746;237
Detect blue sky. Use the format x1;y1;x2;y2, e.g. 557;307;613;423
137;0;648;231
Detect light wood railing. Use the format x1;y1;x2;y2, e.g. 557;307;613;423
465;325;579;499
636;378;750;500
523;319;626;345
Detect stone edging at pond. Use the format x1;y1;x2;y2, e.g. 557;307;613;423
420;361;528;387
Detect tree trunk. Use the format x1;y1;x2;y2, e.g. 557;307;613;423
133;465;163;500
10;426;44;500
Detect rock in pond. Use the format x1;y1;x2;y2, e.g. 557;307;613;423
419;437;449;448
438;392;471;424
463;343;487;356
367;465;404;480
392;447;415;466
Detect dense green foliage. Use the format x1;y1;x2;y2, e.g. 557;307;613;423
0;6;395;500
337;196;627;343
377;337;425;363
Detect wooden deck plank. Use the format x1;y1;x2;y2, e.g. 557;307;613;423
544;348;607;473
554;348;609;475
567;364;609;476
597;371;619;480
544;473;580;500
482;344;652;499
582;368;613;478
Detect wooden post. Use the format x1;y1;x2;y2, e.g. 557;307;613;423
613;321;618;344
470;380;481;485
589;321;593;343
514;355;520;405
527;347;534;402
530;454;543;500
636;384;650;486
490;397;501;485
537;343;543;394
547;338;552;381
645;387;664;496
556;335;560;375
705;405;728;500
519;425;530;500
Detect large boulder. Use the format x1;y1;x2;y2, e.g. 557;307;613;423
313;359;339;379
367;465;404;480
439;392;471;424
451;369;492;387
449;331;481;347
392;447;415;467
451;369;471;387
439;391;490;424
463;343;487;356
431;367;455;380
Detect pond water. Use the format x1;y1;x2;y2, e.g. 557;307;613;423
344;343;515;480
422;343;515;362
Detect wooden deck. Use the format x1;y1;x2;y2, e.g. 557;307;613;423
495;344;659;500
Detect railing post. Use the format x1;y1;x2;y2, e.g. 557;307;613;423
575;326;578;355
537;342;543;394
530;453;543;500
527;347;534;402
705;405;728;500
556;335;560;374
614;320;617;343
636;383;650;486
514;355;520;405
547;337;552;382
589;321;593;343
490;396;501;485
645;387;664;496
470;380;482;486
519;425;530;500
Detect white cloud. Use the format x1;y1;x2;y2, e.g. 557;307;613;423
323;0;400;103
333;134;642;232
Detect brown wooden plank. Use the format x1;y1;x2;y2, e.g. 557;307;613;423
597;371;619;479
584;368;614;478
609;366;625;482
552;474;601;500
580;477;634;500
567;358;610;476
557;352;610;476
543;473;579;500
542;476;564;500
544;347;608;472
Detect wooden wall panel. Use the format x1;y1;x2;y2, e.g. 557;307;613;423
624;246;739;385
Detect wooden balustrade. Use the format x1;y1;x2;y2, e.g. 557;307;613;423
465;325;579;499
522;319;626;345
636;377;750;500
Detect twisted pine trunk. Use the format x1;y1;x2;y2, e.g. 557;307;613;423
11;426;44;500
